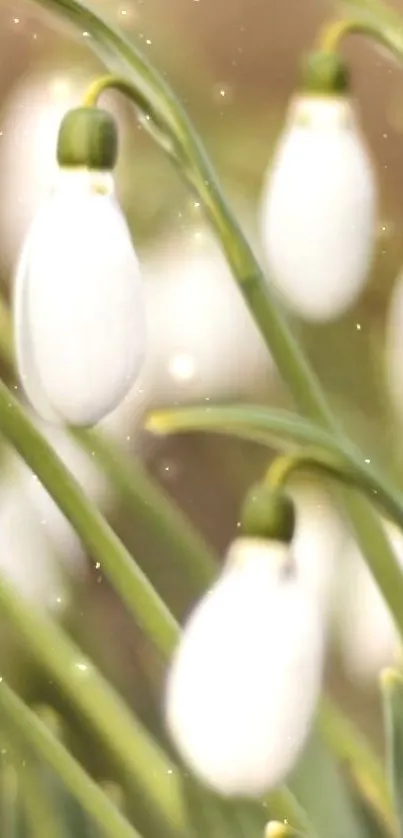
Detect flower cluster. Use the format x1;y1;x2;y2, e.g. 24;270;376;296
12;46;379;427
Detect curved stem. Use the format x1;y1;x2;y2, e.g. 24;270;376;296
318;16;393;54
0;380;178;657
19;759;67;838
264;789;318;838
0;575;193;836
147;405;403;533
29;0;403;653
73;428;217;588
265;448;379;501
82;74;177;157
317;697;395;836
0;290;218;593
0;681;141;838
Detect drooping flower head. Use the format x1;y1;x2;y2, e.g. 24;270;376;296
165;484;324;796
13;105;146;427
260;52;377;321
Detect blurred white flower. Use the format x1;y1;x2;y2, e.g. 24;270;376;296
142;229;272;404
292;485;346;622
165;536;323;796
0;406;117;610
260;95;377;321
0;72;87;266
336;522;403;683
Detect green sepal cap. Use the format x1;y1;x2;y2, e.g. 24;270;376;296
240;483;296;544
56;107;118;170
300;51;350;95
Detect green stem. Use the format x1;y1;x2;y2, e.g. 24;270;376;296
264;788;318;837
0;680;141;838
318;16;395;54
0;380;177;657
19;760;66;838
27;0;403;658
0;577;195;836
147;405;403;536
0;290;217;593
340;0;403;63
265;448;403;532
317;697;395;835
73;427;217;588
0;761;19;838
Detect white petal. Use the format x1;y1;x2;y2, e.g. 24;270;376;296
143;229;271;403
292;486;346;621
14;170;146;426
165;538;323;796
336;522;403;682
0;467;73;610
261;96;376;321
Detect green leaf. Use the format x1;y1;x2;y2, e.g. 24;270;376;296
381;668;403;833
289;729;369;838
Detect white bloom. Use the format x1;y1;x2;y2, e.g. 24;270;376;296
13;168;146;426
165;537;324;797
0;472;71;610
292;486;346;621
0;410;114;610
143;230;271;403
0;72;86;266
260;95;376;321
336;522;403;682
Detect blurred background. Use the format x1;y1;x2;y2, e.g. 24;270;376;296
0;0;403;833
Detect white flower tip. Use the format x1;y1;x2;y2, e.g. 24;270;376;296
165;537;323;796
260;94;377;321
265;821;290;838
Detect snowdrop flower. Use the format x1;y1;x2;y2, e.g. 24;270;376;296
13;106;146;427
142;229;271;403
336;521;403;683
292;485;346;623
0;407;116;610
166;531;324;796
260;56;376;321
0;72;87;267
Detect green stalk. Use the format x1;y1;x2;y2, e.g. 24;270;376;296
265;788;318;837
0;577;197;836
28;0;403;649
147;405;403;548
0;761;19;838
0;290;217;593
19;761;67;838
0;681;141;838
318;697;395;834
73;427;217;588
0;380;177;657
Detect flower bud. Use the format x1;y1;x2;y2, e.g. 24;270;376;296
165;537;324;796
260;86;376;321
13;109;145;427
